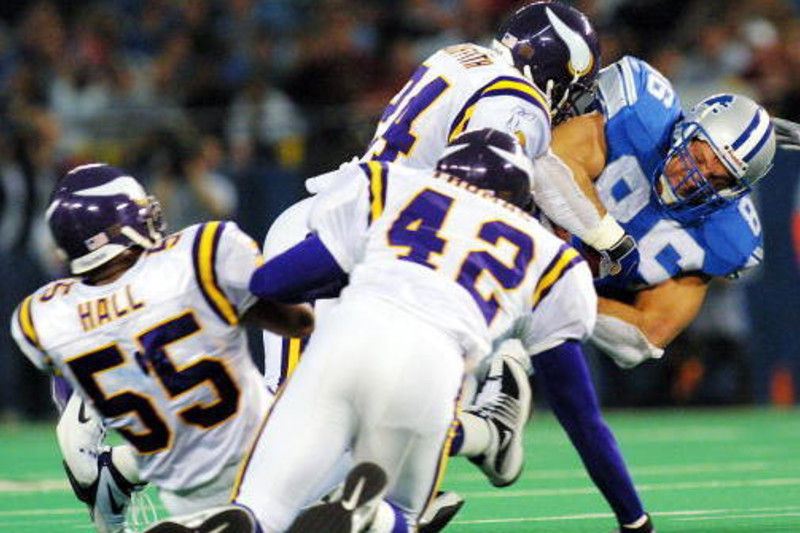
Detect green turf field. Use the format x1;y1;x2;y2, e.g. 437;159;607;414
1;408;799;532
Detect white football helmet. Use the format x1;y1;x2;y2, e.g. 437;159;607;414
657;93;776;223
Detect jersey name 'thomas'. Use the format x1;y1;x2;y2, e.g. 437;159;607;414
310;162;597;365
10;222;268;492
363;43;551;169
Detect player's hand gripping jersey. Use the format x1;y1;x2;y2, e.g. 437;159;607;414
11;222;270;492
363;43;551;169
592;56;763;290
308;161;597;367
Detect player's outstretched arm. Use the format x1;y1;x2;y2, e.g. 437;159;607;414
546;113;640;279
532;340;652;530
250;233;348;303
592;275;709;368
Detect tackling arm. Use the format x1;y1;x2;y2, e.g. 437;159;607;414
592;275;710;368
547;113;639;277
468;93;622;256
539;112;609;221
247;232;350;337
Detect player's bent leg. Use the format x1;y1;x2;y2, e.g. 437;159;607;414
64;448;149;533
463;353;532;487
59;394;149;533
354;307;464;533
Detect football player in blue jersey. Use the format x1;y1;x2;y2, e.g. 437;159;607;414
548;56;782;369
444;58;794;532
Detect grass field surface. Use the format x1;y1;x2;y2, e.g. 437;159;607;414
1;408;799;532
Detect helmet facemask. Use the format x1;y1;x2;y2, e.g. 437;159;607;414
549;76;598;125
656;122;749;223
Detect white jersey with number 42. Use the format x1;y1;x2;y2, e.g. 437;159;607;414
362;43;552;169
309;161;597;367
10;222;269;492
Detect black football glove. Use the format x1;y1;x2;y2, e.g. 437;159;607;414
598;234;639;279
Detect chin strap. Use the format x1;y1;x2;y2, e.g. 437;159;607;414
773;117;800;151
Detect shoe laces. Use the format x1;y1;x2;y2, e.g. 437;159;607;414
468;391;521;431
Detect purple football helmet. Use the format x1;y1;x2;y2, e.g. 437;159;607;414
436;128;533;209
494;1;601;124
47;164;165;275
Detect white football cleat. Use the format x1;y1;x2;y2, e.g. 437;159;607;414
466;353;532;487
614;513;656;533
419;491;464;533
143;505;257;533
287;462;388;533
64;449;149;533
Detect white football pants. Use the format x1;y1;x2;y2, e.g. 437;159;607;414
234;293;464;532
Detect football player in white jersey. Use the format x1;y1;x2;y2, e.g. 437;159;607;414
10;164;314;532
148;129;654;533
262;0;642;396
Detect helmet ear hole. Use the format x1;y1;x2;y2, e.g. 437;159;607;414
516;43;535;61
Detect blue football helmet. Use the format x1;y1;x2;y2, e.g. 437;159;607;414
494;1;601;124
47;164;165;274
436;128;533;209
656;94;776;223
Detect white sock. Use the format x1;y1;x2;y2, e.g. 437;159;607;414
455;412;493;457
368;501;410;533
623;514;649;529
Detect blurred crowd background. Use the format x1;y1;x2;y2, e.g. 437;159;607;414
0;0;798;419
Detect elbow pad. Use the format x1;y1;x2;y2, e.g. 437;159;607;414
531;151;607;243
590;314;664;369
531;152;632;252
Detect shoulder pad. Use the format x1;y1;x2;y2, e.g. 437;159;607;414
599;56;682;164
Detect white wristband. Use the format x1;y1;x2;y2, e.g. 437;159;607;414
581;214;626;251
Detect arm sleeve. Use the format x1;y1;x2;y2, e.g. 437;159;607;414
249;234;347;303
531;150;626;250
474;98;623;250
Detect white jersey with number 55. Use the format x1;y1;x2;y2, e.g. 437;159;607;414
309;161;597;367
363;43;552;169
10;222;269;492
